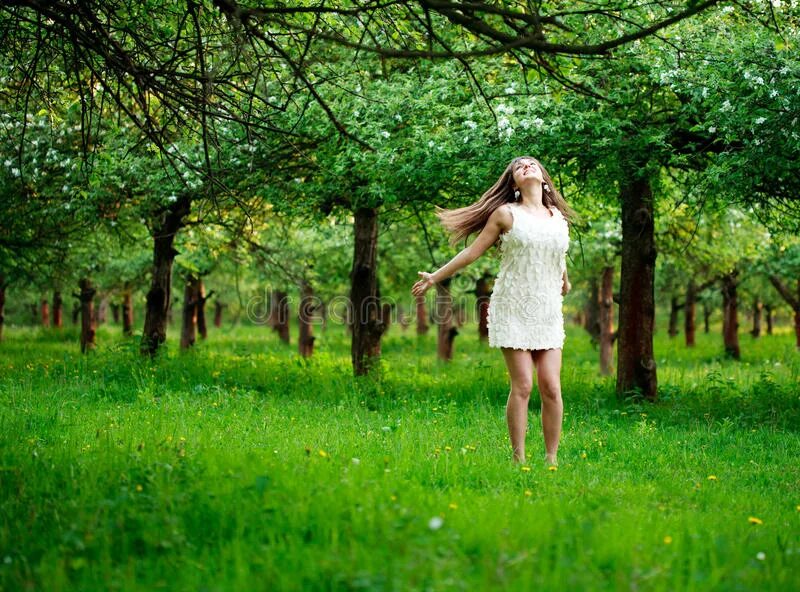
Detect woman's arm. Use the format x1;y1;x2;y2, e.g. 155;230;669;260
412;205;512;297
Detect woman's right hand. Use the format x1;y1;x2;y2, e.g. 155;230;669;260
411;271;435;297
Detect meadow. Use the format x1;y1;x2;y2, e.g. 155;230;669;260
1;319;798;591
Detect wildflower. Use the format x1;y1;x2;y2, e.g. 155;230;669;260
444;446;452;452
521;466;531;472
318;449;329;458
380;130;390;139
707;475;718;481
448;502;458;510
135;484;143;492
755;117;767;125
548;465;558;472
390;495;397;502
428;516;444;530
524;490;532;497
756;552;766;561
580;452;587;459
663;536;673;545
748;516;763;525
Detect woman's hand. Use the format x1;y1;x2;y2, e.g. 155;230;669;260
561;279;572;296
412;271;436;297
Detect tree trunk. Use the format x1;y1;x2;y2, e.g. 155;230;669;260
271;290;290;343
415;294;429;335
72;303;80;325
196;279;210;340
298;279;316;358
75;278;96;353
94;294;109;325
141;194;191;355
180;275;200;349
668;296;681;338
52;290;63;328
765;304;773;335
398;304;410;331
616;173;657;400
475;273;492;341
703;302;711;334
350;207;386;375
685;279;696;347
111;303;120;324
721;271;740;359
435;277;458;361
599;266;615;376
41;298;50;328
214;300;223;328
768;276;800;348
122;290;134;336
584;276;600;340
750;298;763;338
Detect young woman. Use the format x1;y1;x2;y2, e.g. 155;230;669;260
411;156;575;465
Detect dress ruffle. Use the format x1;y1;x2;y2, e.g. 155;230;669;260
487;205;570;351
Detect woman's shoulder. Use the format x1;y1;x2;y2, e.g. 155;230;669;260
489;203;514;232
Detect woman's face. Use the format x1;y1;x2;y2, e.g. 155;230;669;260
511;158;543;188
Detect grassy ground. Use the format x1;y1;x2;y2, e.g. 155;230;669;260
0;320;798;591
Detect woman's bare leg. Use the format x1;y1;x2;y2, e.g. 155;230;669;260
533;348;563;465
501;348;535;463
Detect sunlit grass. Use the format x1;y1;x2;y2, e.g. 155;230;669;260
1;319;798;590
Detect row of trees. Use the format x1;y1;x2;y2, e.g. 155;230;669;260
1;1;798;399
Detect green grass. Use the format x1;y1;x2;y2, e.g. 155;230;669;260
1;320;799;591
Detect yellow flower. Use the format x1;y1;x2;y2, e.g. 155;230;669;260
318;449;329;458
748;516;763;525
580;452;587;459
548;465;558;472
135;484;143;492
448;502;458;510
390;495;397;502
796;505;800;512
524;490;532;497
521;466;531;472
444;446;452;452
707;475;718;481
663;535;672;545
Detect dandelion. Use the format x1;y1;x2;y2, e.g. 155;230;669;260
580;452;587;459
748;516;763;525
521;466;531;472
318;449;329;458
707;475;718;481
663;536;673;545
448;502;458;510
444;446;452;452
428;516;444;530
524;490;532;497
548;465;558;472
135;484;143;492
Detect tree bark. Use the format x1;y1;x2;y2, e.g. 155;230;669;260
435;277;458;361
765;304;774;335
768;276;800;348
703;301;712;334
721;271;740;359
75;278;96;353
685;279;696;347
350;207;386;375
750;297;763;338
270;290;290;343
196;279;211;340
583;276;600;340
122;290;134;336
141;194;191;355
415;294;429;335
40;298;50;328
111;303;120;324
298;279;316;358
72;303;80;325
214;300;223;328
180;275;200;350
599;266;615;376
52;290;63;328
475;272;492;341
616;173;657;400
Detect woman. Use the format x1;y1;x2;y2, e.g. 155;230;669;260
411;156;575;466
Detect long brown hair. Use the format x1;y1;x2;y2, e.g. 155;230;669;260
436;156;576;246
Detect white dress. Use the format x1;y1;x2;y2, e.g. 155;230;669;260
487;204;570;351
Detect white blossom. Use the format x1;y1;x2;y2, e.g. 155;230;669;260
380;130;390;139
428;516;444;530
167;194;178;202
755;117;767;125
464;120;477;130
428;140;435;148
10;167;19;177
708;126;717;134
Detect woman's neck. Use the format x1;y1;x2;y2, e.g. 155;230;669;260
518;184;544;209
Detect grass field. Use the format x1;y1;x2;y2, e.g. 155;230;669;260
1;320;798;591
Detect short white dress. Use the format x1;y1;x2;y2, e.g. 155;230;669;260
487;204;570;351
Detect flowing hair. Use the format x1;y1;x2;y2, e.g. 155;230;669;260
436;156;577;246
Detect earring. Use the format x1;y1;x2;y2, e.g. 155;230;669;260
514;189;520;200
543;183;550;192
